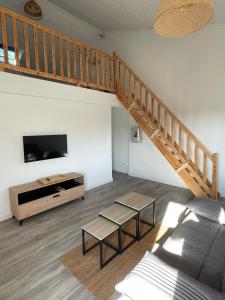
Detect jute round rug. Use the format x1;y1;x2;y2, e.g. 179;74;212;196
60;223;168;300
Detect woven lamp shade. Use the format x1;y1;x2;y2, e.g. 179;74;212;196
24;0;43;20
154;0;214;37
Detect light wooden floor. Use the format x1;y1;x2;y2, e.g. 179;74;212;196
0;172;193;300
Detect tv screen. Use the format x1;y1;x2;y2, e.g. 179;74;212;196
23;135;68;163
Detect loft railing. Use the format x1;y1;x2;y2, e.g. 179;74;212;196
114;53;218;199
0;7;115;92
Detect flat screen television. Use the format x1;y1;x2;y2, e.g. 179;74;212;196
23;135;68;163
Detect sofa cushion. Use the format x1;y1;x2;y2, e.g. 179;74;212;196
188;198;225;224
116;252;225;300
222;271;225;294
155;212;220;279
199;225;225;291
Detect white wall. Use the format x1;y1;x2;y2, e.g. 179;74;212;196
112;107;129;173
0;73;119;221
0;0;102;48
100;24;225;195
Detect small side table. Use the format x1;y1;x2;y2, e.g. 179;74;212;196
81;216;119;269
115;192;156;240
99;203;138;253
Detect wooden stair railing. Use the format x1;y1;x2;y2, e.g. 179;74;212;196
114;52;218;199
0;7;115;93
0;7;218;198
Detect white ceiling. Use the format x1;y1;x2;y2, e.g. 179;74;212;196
48;0;225;31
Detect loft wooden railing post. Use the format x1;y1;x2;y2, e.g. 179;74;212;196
23;24;30;68
1;13;8;64
51;34;56;76
42;30;48;73
33;27;39;71
12;17;19;66
212;153;218;199
66;41;71;79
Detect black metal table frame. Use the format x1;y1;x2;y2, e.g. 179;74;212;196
116;200;156;241
99;214;138;254
82;229;119;269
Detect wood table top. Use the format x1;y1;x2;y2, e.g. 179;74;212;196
115;192;155;211
99;203;137;226
81;216;118;241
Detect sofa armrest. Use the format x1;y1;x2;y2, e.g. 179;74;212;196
115;252;225;300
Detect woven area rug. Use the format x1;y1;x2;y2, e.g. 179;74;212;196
60;222;168;300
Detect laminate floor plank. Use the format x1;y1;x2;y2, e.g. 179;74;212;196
0;172;193;300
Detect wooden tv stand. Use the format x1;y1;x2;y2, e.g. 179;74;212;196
9;172;85;225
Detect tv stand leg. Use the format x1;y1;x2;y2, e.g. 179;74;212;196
82;196;85;200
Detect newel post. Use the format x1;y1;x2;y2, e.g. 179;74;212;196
212;153;218;199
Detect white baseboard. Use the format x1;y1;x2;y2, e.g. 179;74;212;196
128;172;187;189
0;212;12;222
86;177;113;190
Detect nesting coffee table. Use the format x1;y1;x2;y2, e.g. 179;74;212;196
115;192;155;240
81;192;156;269
81;216;120;269
99;203;138;253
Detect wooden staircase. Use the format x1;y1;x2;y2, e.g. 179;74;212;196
114;53;218;199
0;7;218;199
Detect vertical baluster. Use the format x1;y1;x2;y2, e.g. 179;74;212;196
12;17;19;66
129;73;132;98
151;97;155;122
119;62;122;90
139;85;142;105
179;125;182;154
96;53;100;87
101;55;105;88
42;31;48;73
203;153;207;183
51;34;56;75
171;118;175;146
186;134;190;163
134;80;138;102
212;153;218;199
123;64;125;93
80;46;83;82
33;27;39;71
23;24;30;68
105;56;109;89
66;41;71;79
195;144;199;172
164;110;168;139
91;51;94;84
145;90;149;115
59;39;64;77
158;103;161;129
85;48;89;82
1;13;8;64
110;58;113;89
73;44;77;81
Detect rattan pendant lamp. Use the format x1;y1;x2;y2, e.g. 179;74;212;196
24;0;43;20
154;0;214;37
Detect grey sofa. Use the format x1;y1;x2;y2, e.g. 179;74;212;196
111;198;225;300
